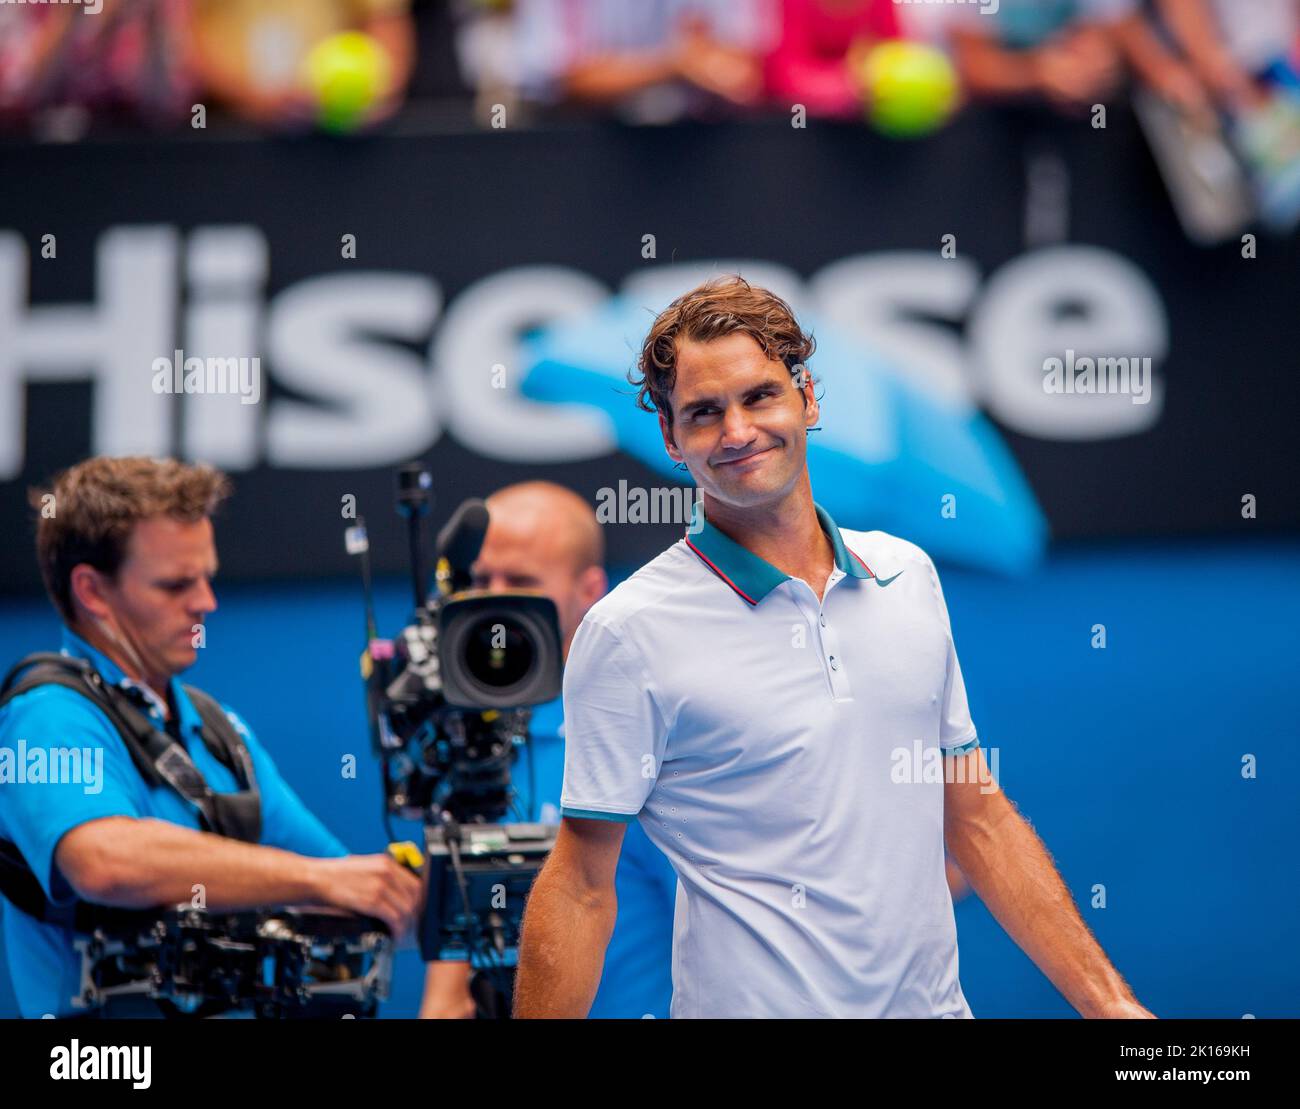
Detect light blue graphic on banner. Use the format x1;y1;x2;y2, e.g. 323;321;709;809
519;297;1048;576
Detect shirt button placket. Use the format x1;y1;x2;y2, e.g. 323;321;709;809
819;607;851;700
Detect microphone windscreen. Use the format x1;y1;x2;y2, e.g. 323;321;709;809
436;499;490;571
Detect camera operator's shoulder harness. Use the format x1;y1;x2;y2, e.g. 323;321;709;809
0;652;261;930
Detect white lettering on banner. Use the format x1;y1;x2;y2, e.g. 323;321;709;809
0;226;177;477
182;225;268;469
430;265;613;462
809;252;980;411
969;245;1166;438
0;226;1169;479
265;273;440;467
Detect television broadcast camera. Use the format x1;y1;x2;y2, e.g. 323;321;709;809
347;464;564;993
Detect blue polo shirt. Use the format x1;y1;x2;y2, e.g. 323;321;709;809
518;698;676;1019
0;629;347;1018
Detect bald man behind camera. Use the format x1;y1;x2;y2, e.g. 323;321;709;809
420;482;677;1019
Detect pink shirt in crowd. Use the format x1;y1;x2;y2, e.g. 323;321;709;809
764;0;899;117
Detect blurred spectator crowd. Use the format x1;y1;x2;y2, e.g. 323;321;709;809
2;1;1299;235
1;0;1297;129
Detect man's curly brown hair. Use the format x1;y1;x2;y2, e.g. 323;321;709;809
30;456;232;625
630;275;816;429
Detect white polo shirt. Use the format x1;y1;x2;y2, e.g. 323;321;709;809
560;500;979;1018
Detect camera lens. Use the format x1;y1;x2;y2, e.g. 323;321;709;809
462;615;536;690
437;593;563;709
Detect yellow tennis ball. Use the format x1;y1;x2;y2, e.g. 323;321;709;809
303;31;393;132
859;40;959;138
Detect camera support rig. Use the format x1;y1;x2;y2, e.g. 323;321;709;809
347;464;564;990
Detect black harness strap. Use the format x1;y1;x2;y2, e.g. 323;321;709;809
181;685;262;845
0;653;262;927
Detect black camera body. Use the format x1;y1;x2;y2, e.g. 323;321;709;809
376;591;563;821
350;467;564;975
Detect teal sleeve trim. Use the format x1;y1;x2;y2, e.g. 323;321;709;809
561;807;637;823
942;735;980;757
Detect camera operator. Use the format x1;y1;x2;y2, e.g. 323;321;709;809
419;481;676;1019
0;456;423;1019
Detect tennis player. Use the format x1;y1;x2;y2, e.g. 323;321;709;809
514;275;1154;1019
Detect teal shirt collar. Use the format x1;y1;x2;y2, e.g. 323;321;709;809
683;500;874;605
60;626;206;741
